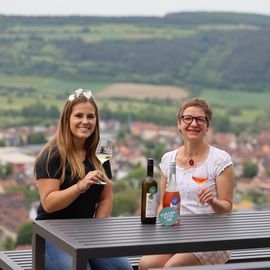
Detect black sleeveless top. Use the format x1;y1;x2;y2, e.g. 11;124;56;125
35;150;112;220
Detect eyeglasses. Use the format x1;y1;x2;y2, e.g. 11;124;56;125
181;115;208;125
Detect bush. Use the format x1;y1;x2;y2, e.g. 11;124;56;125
112;189;139;216
16;222;32;246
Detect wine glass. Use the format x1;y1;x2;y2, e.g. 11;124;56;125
96;138;113;164
96;138;113;185
191;161;209;205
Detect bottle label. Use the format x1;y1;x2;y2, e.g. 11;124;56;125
170;196;180;217
145;186;158;217
170;196;179;207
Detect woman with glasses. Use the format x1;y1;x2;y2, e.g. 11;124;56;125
139;98;234;269
34;89;132;270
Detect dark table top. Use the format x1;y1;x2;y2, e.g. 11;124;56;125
33;210;270;259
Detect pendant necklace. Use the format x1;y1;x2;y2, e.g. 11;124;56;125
188;159;194;166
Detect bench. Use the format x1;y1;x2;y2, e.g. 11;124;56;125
2;248;270;270
0;250;32;270
151;260;270;270
0;251;140;270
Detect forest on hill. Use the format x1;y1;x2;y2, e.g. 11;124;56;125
1;12;270;91
0;12;270;132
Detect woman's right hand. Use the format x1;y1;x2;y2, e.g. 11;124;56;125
78;170;105;192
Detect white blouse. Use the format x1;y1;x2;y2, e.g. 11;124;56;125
159;146;233;215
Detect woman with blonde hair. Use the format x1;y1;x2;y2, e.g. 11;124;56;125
35;89;132;270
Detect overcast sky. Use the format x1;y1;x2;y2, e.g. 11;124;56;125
1;0;270;17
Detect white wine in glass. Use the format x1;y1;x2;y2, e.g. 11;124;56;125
96;139;113;164
95;139;113;185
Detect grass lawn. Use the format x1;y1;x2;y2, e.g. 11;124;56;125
202;88;270;108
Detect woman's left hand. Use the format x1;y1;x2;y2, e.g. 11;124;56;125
197;188;215;205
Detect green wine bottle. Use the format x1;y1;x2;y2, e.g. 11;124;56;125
141;158;158;224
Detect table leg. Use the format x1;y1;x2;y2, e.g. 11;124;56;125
32;232;45;270
72;254;87;270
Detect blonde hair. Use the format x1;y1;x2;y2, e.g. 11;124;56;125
35;95;103;184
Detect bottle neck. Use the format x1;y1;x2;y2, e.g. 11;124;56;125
147;163;153;177
166;170;177;192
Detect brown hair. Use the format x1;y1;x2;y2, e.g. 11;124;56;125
178;98;212;127
35;94;102;184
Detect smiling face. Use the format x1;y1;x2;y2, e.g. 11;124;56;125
69;101;97;145
178;106;209;142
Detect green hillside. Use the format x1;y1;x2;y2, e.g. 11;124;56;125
1;12;270;91
0;12;270;132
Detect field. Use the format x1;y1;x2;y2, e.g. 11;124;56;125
0;76;108;95
0;76;109;110
203;89;270;108
201;88;269;123
0;74;269;130
97;83;189;101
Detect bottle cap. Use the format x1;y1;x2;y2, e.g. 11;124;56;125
147;158;154;165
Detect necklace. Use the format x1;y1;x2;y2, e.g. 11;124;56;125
188;159;194;166
176;149;196;167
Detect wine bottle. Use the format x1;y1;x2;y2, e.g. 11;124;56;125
141;158;158;224
163;161;181;224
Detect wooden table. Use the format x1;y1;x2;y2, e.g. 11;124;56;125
32;211;270;270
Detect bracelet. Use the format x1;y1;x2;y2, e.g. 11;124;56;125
77;180;85;194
